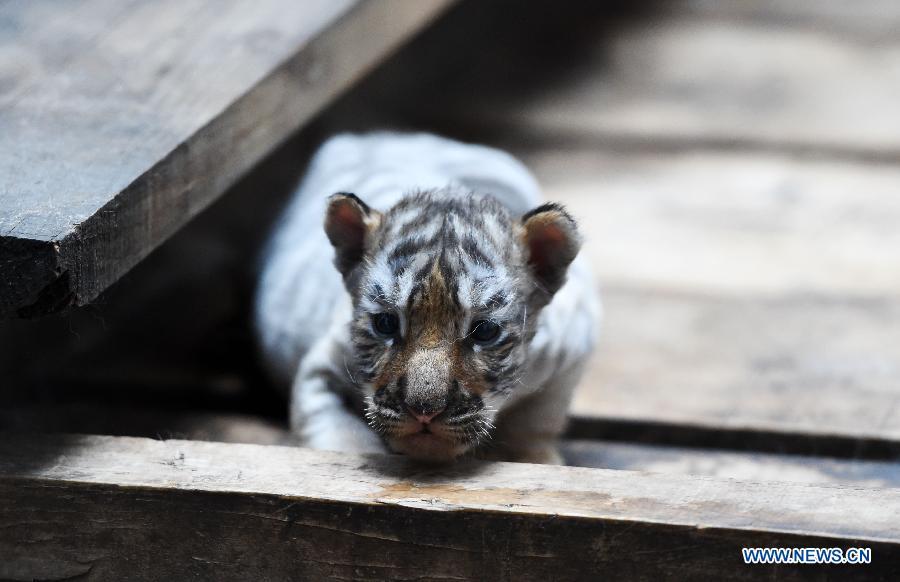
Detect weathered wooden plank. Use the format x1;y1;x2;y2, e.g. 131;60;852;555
9;405;900;489
506;149;900;447
562;440;900;488
669;0;900;38
571;287;900;449
455;0;900;157
0;0;456;318
525;149;900;297
1;434;898;580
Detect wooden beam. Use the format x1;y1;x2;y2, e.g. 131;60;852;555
0;0;456;318
1;434;898;580
7;405;900;486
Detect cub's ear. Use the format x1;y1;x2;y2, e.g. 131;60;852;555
520;203;582;298
325;192;381;279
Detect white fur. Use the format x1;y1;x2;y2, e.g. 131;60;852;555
255;133;601;462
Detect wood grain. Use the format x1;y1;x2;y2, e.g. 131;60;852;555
526;149;900;297
2;434;898;580
10;406;900;488
459;0;900;157
509;148;900;448
0;0;456;318
571;288;900;444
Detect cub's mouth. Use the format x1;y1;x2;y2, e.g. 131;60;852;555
365;401;493;462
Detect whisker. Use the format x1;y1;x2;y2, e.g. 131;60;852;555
343;356;358;386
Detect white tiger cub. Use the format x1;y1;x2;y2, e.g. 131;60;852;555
255;133;599;464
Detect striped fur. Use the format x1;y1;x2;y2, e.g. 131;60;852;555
255;133;600;463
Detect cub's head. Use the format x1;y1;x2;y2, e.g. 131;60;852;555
325;190;581;461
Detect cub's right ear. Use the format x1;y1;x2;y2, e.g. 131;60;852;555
324;192;381;279
520;202;582;299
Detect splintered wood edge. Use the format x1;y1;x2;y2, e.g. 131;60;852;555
2;433;897;543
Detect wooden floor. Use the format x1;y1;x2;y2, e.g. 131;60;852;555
4;0;900;487
505;3;900;449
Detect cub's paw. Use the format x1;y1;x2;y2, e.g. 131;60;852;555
508;444;565;466
303;427;387;455
476;442;565;465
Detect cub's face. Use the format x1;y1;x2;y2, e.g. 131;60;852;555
325;191;580;462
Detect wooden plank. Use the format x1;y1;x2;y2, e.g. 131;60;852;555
503;149;900;448
667;0;900;38
428;0;900;157
524;149;900;297
2;434;898;580
9;404;900;489
0;0;456;318
562;440;900;488
8;406;900;489
571;287;900;445
0;133;310;392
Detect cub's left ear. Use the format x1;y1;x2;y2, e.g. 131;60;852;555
325;192;382;280
520;203;582;297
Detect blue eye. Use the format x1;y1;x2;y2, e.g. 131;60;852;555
373;313;400;336
471;320;500;344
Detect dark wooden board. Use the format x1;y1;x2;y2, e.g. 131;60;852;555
1;434;898;580
0;0;456;318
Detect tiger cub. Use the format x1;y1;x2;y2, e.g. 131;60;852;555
255;133;599;464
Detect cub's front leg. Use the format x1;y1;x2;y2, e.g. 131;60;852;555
488;362;587;465
290;337;387;455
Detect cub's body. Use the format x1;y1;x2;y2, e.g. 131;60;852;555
255;133;599;463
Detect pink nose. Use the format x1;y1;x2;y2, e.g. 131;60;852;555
406;405;444;424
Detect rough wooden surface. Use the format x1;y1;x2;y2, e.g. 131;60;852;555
9;406;900;488
0;0;456;318
535;152;900;447
2;434;897;581
457;0;900;157
524;150;900;297
571;288;900;444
